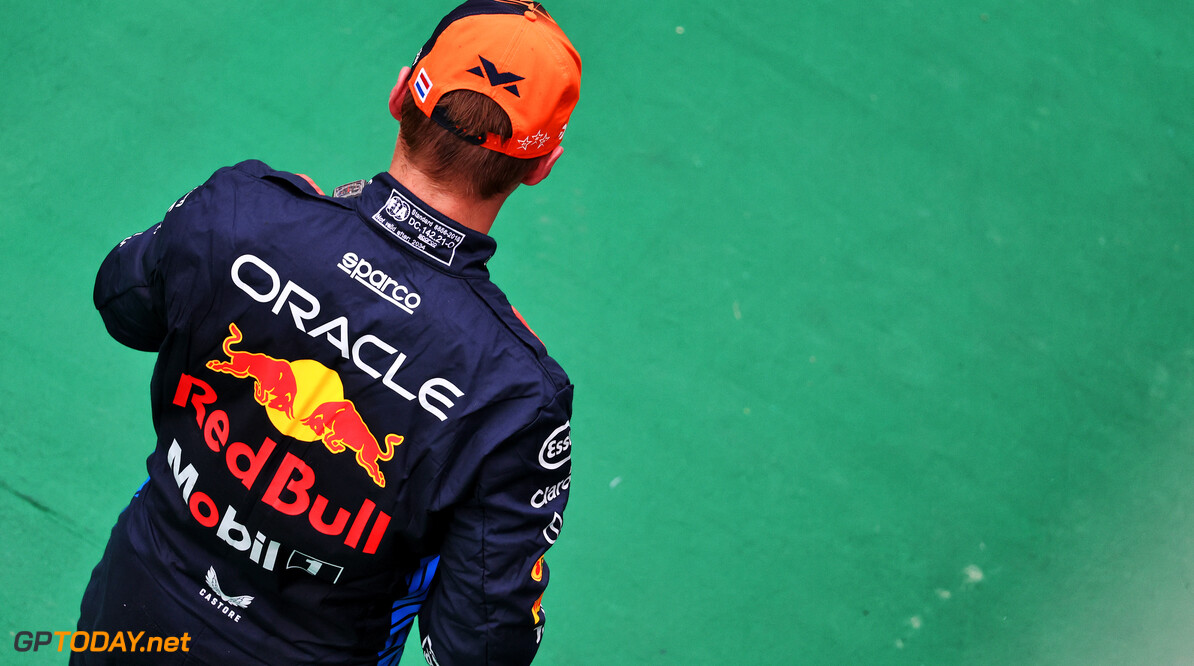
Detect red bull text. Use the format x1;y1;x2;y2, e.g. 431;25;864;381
171;373;392;576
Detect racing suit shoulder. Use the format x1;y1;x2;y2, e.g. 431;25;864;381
182;159;334;215
466;277;571;394
225;159;336;201
93;159;337;352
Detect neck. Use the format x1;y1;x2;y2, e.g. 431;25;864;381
387;142;509;235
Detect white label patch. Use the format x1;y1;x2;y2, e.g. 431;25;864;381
372;189;465;268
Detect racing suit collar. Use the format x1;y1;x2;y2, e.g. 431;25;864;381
356;172;497;276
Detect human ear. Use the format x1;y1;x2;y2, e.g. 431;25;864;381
522;146;564;186
389;67;413;120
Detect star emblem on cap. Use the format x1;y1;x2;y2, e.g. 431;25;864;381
517;131;551;152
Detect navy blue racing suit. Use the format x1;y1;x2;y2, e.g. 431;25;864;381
78;160;573;665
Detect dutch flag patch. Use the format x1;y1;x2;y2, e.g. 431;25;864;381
414;68;433;103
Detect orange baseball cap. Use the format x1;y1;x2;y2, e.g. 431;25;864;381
409;0;582;158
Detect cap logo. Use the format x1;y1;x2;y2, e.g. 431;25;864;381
467;56;524;97
414;68;433;103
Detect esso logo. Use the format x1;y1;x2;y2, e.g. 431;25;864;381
538;422;571;470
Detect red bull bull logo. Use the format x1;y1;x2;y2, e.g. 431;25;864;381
207;323;403;487
302;401;402;487
206;323;298;418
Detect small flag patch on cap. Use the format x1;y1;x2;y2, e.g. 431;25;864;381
414;68;433;103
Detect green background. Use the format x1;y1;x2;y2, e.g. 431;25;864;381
3;1;1192;663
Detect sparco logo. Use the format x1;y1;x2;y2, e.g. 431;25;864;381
337;252;421;314
538;422;571;470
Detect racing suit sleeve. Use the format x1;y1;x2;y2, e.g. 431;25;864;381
93;170;229;351
93;222;169;351
418;387;573;666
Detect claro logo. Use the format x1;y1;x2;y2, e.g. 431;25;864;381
531;476;569;508
538;422;571;470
